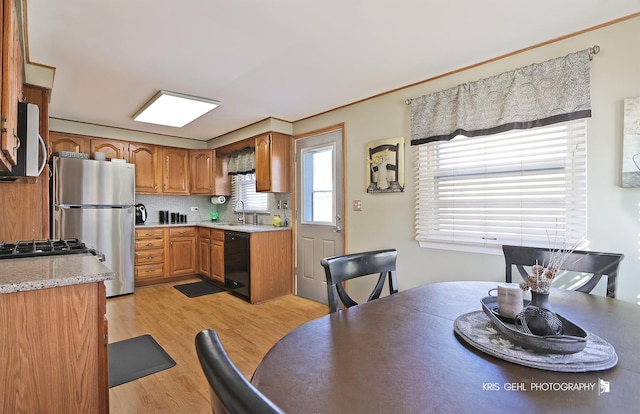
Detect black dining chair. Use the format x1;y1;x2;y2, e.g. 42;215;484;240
195;329;285;414
320;249;398;313
502;245;624;298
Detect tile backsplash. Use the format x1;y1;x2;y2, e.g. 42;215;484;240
136;193;291;226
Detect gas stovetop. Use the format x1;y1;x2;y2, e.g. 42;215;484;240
0;239;97;259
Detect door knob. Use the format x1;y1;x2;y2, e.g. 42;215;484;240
333;226;342;233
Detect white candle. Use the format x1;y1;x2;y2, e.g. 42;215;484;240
497;283;523;318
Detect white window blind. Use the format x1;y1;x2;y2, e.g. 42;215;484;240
415;119;587;253
231;174;268;212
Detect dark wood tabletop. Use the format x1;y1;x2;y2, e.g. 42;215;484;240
252;281;640;414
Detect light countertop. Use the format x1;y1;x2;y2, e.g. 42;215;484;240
0;254;114;294
137;221;291;233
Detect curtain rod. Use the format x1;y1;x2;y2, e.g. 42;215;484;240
405;45;600;105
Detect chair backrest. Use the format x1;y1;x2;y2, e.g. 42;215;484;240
320;249;398;313
502;245;624;298
195;329;285;414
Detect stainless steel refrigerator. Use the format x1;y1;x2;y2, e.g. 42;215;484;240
51;156;135;297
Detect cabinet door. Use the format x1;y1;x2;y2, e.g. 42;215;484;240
90;138;129;161
255;134;271;192
169;236;197;276
190;149;214;194
0;0;23;170
162;148;190;194
49;132;89;158
214;154;231;196
130;143;161;194
255;132;291;192
211;239;224;283
197;235;211;277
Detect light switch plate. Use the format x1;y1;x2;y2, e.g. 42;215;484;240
191;207;198;211
353;200;362;211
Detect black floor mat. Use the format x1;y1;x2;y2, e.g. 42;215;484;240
174;280;225;298
109;334;176;388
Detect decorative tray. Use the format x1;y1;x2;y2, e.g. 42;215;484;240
480;296;587;354
454;310;618;372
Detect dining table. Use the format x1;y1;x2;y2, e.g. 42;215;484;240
251;281;640;413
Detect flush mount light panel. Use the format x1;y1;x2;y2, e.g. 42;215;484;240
133;90;220;127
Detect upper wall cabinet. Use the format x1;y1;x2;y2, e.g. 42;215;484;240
189;149;231;195
162;147;190;194
255;132;291;192
90;138;129;162
0;0;24;171
49;132;89;157
190;149;215;195
130;142;161;194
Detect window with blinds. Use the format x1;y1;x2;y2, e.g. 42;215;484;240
415;119;587;253
231;174;268;212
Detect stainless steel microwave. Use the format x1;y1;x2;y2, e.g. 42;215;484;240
0;102;46;178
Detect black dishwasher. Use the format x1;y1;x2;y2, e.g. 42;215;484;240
224;231;250;301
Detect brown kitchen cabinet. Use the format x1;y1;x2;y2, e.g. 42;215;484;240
90;138;129;161
130;142;161;194
134;227;167;286
197;227;211;278
255;132;291;192
0;281;109;413
0;84;50;241
210;229;225;284
190;149;216;194
168;227;197;276
49;131;89;158
214;153;232;195
162;147;190;194
0;0;24;171
245;230;292;303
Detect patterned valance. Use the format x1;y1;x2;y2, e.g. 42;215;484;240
227;147;255;175
409;49;592;145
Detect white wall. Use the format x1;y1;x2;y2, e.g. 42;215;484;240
293;17;640;305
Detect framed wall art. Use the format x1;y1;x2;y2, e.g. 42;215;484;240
621;97;640;187
366;136;405;193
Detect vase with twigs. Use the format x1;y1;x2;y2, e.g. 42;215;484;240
516;236;586;335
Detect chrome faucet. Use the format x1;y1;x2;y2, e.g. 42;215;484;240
236;200;245;224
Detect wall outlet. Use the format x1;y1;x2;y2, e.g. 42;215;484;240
190;207;198;211
282;200;289;209
353;200;362;211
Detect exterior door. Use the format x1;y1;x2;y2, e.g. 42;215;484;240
295;128;344;304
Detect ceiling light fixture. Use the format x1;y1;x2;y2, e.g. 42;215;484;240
133;90;220;128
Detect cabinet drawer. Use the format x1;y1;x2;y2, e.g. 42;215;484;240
136;238;164;250
135;249;164;265
169;227;196;237
198;227;211;238
211;229;225;241
135;263;165;280
136;228;164;239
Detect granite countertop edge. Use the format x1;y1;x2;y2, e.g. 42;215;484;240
0;255;115;295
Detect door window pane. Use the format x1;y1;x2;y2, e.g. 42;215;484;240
302;145;335;224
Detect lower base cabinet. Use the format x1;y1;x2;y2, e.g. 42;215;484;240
137;226;293;304
248;230;293;303
168;227;197;276
0;282;108;413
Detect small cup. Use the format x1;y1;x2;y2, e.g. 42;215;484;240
489;283;523;319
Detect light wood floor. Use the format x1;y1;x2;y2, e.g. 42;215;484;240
107;278;328;413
